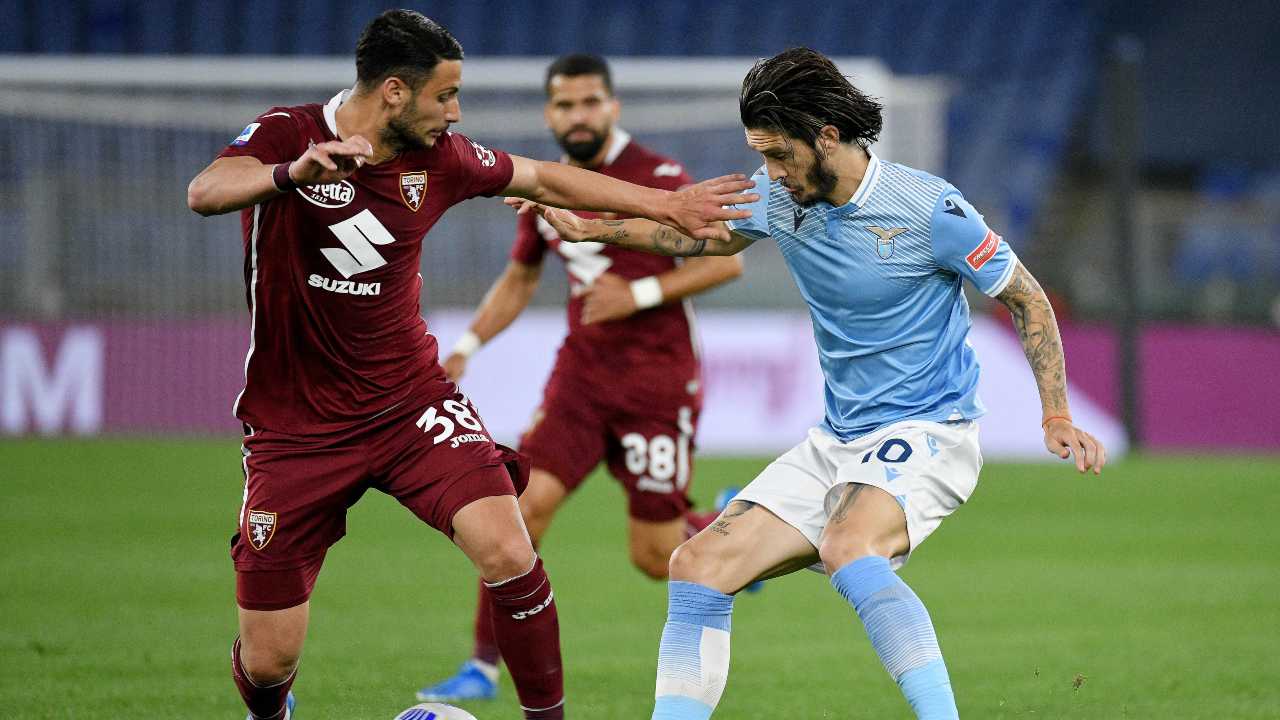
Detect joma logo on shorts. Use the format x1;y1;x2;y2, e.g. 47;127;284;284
448;433;488;449
308;274;381;296
511;590;554;620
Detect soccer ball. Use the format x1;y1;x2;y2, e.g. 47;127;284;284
393;703;478;720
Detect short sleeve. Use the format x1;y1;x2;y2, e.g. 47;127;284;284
724;166;771;241
448;132;515;200
930;186;1018;296
510;209;547;265
217;108;303;165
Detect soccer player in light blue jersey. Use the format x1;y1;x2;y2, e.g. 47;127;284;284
513;48;1107;719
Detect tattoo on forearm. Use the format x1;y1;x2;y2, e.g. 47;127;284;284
997;263;1068;415
651;225;706;257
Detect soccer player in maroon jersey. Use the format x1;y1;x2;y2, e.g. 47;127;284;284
416;54;744;703
185;11;755;720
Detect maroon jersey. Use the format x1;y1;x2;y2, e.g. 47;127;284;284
219;91;514;434
510;131;699;398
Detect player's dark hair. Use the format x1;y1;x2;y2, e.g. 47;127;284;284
739;48;883;148
544;53;614;96
355;9;463;91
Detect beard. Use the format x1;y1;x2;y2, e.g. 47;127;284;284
381;109;434;154
798;148;840;206
556;126;608;164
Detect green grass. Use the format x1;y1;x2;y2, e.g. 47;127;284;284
1;440;1278;719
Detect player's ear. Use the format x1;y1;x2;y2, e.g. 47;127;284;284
818;125;840;153
381;76;410;109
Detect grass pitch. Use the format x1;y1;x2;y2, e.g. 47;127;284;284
1;440;1278;718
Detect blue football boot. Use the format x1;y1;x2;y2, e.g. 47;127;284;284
416;659;498;703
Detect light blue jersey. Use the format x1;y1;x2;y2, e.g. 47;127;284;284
727;152;1018;441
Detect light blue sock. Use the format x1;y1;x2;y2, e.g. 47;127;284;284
831;556;959;720
651;581;734;720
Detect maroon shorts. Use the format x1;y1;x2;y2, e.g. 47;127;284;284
231;388;528;611
519;364;702;522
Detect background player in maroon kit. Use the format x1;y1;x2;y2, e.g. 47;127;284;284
417;55;744;703
185;11;757;720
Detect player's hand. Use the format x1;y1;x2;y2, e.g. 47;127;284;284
504;199;598;243
1044;418;1107;475
442;352;468;382
662;175;759;242
288;135;374;186
582;272;638;324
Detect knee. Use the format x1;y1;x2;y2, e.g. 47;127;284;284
476;534;538;582
630;541;674;580
818;532;884;575
239;638;300;685
667;539;715;584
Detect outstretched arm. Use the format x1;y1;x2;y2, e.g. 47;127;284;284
503;156;758;242
508;202;757;257
580;254;744;325
187;136;373;216
995;261;1107;474
441;260;543;381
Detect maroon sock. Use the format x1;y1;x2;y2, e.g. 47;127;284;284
471;577;501;665
486;557;564;719
684;509;718;539
231;637;295;719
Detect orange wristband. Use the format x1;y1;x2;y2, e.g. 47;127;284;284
1041;415;1072;429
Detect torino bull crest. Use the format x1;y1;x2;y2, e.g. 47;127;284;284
246;509;277;551
400;171;427;212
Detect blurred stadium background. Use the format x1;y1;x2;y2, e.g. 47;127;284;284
2;1;1278;718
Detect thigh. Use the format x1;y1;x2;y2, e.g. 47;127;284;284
238;601;310;672
452;493;537;582
604;403;700;522
675;500;819;594
826;420;983;568
519;376;610;494
233;429;368;610
375;390;522;538
732;430;839;550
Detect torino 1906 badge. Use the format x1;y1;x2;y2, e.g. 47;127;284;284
400;171;427;212
246;509;277;551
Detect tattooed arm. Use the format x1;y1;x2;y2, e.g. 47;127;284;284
996;261;1107;474
512;203;757;257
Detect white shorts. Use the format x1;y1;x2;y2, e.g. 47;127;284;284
735;420;982;570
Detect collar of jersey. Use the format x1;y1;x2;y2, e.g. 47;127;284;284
323;89;352;138
833;150;882;213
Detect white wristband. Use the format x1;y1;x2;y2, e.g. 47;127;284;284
630;276;664;310
451;330;482;358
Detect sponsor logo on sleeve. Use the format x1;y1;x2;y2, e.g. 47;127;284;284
399;171;427;211
230;122;260;146
965;229;1001;271
469;139;496;167
246;509;277;550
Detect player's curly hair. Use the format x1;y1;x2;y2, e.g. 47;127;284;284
739;48;883;148
355;9;463;91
